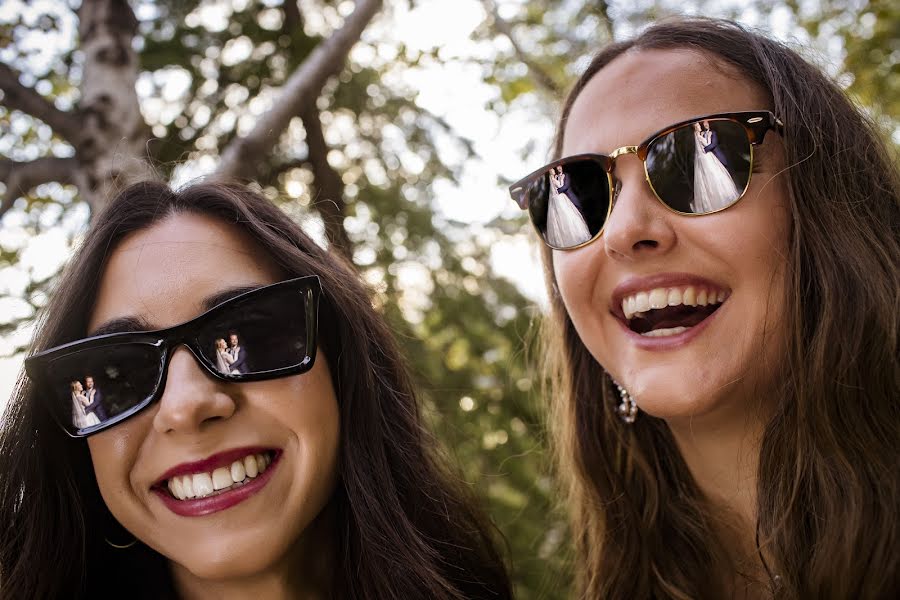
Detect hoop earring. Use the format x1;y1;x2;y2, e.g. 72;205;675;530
104;535;137;550
613;380;638;424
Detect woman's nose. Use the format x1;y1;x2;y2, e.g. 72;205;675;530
152;346;236;434
601;157;677;261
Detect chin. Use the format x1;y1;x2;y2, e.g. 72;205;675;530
634;389;719;421
619;366;737;421
161;530;285;581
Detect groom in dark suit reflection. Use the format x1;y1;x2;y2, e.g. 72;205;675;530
228;333;248;374
83;376;108;422
702;121;729;167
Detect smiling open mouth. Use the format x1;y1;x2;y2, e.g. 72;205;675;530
621;285;727;337
160;450;275;501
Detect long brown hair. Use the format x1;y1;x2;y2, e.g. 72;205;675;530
542;18;899;599
0;181;512;599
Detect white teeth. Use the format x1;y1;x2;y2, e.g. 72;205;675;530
682;287;697;306
168;477;184;500
231;460;246;483
244;455;259;478
212;467;232;491
648;288;668;309
192;472;214;497
667;288;682;306
621;285;728;320
634;291;650;313
641;326;688;337
165;452;272;501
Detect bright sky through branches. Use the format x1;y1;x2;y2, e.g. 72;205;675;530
1;0;856;412
0;0;550;412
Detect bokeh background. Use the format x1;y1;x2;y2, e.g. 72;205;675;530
1;1;896;597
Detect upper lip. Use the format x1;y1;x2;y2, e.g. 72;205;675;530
610;272;730;319
153;446;275;486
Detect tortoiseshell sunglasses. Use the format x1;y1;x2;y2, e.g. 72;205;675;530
509;111;783;250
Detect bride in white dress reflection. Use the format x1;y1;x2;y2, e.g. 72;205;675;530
692;122;739;212
70;380;100;429
215;338;240;374
545;165;591;247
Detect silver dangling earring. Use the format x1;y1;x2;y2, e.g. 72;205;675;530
613;380;638;424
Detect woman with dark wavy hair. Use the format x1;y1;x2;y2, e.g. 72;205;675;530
508;18;898;599
0;181;513;599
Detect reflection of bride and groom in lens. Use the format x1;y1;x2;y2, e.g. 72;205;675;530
545;121;741;247
70;375;106;429
214;333;248;375
546;165;591;248
692;121;739;212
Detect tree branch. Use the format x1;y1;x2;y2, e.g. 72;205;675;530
215;0;383;180
0;157;79;219
481;0;563;96
256;158;308;189
596;1;614;41
282;0;302;32
419;106;477;158
300;105;353;261
0;63;83;146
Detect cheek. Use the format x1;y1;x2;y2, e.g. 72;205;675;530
266;365;341;467
87;427;141;511
739;186;792;308
745;158;792;251
552;249;603;322
276;373;341;517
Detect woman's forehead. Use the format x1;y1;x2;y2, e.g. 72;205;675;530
87;213;284;333
562;48;767;155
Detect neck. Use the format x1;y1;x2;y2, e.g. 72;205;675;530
666;395;774;591
667;408;764;527
171;504;335;600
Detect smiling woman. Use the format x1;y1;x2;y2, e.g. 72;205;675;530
509;17;899;600
0;181;512;599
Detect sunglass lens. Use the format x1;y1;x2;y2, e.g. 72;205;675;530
196;287;312;376
646;119;752;214
46;344;163;435
525;159;610;249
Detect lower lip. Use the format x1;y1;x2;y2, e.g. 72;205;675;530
618;302;724;350
153;454;280;517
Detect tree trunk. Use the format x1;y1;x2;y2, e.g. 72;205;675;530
1;0;382;233
76;0;155;214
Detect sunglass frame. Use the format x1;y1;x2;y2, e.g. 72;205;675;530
509;110;784;250
24;275;322;437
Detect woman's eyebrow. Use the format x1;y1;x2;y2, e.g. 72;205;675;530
88;316;153;337
87;285;263;337
200;285;262;312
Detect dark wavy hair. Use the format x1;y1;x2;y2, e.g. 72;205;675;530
0;181;513;599
540;18;899;600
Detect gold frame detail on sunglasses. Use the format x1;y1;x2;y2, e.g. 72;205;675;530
509;111;784;250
